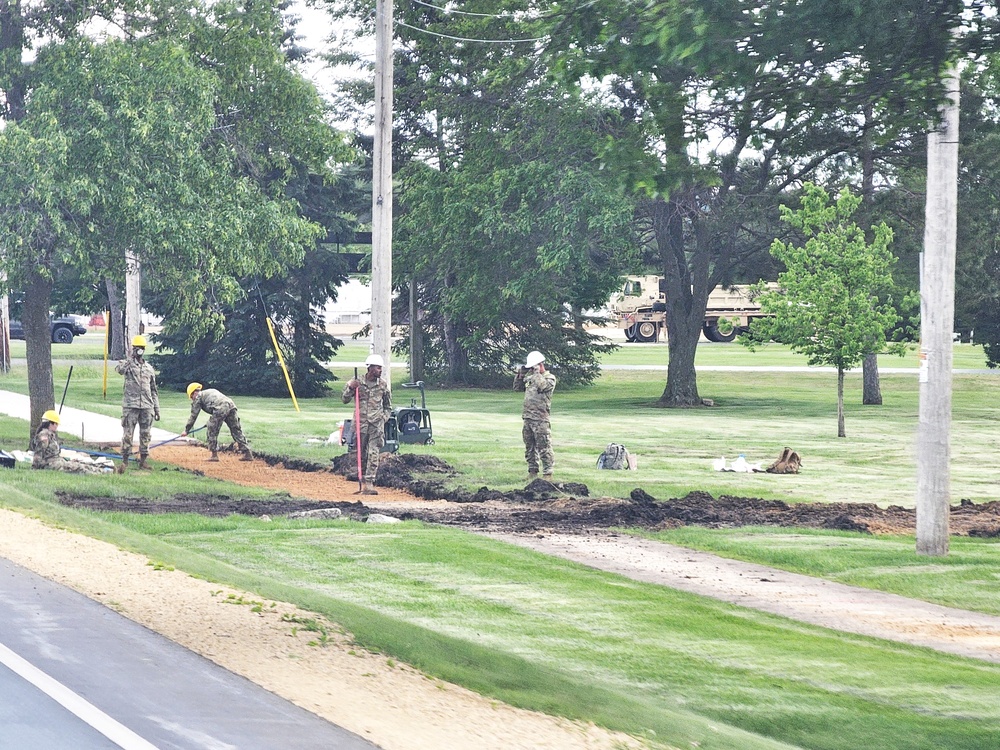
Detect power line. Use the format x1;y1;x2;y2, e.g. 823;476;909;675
410;0;514;18
397;20;547;44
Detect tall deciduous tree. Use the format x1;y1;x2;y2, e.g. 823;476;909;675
396;95;638;386
747;184;905;437
0;0;345;434
547;0;973;407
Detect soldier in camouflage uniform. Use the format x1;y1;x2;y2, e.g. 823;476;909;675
342;354;391;495
513;350;557;480
182;383;253;461
31;410;104;474
115;335;160;471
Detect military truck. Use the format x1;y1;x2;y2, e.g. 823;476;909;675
608;275;771;343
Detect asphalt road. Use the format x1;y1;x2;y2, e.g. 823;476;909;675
0;557;380;750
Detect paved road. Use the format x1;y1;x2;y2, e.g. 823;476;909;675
0;557;380;749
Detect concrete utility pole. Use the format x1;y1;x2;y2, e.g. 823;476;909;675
370;0;394;388
916;65;959;557
125;250;142;347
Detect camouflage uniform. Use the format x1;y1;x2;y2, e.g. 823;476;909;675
513;368;557;476
31;428;103;474
342;375;391;484
115;356;159;462
185;388;251;455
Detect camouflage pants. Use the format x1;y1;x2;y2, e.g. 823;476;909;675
121;407;154;456
207;407;249;453
348;421;385;483
33;459;104;475
522;418;553;475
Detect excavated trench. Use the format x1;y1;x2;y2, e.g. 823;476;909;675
56;445;1000;538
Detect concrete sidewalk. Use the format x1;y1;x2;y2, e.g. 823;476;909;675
0;390;178;445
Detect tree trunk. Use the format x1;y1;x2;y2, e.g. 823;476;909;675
837;366;846;438
862;352;882;405
24;271;55;445
442;313;468;384
409;278;423;382
649;196;707;406
105;279;125;360
662;312;702;405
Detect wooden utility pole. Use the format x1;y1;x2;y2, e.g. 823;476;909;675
0;291;9;373
370;0;394;387
125;250;142;347
916;65;959;557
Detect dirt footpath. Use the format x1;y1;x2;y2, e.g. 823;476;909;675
493;532;1000;663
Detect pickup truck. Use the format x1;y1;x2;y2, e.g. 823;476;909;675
8;316;88;344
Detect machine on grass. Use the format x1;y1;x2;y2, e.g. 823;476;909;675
342;381;434;454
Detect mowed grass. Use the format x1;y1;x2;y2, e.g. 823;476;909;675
3;343;1000;748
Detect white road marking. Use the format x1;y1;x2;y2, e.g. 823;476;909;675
0;641;160;750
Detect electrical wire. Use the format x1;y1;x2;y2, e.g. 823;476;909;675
410;0;514;18
397;20;547;43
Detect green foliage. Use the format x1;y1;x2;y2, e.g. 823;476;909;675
543;0;975;406
329;0;638;386
149;247;350;398
395;94;637;387
748;184;904;372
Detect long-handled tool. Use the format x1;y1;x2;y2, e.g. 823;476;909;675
149;425;206;451
58;366;74;413
354;367;363;492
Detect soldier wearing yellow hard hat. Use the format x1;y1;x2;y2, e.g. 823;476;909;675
114;333;160;471
182;383;253;462
30;409;104;474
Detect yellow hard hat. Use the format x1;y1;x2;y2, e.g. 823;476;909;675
42;409;60;425
132;335;148;348
186;382;203;398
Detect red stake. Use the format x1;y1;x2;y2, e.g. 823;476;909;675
354;379;363;491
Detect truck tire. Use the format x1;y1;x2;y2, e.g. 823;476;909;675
624;324;638;342
634;321;659;342
52;326;74;344
704;320;737;343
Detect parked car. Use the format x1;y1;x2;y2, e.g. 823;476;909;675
8;316;88;344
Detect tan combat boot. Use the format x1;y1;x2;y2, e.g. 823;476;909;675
207;450;220;462
116;452;129;474
137;454;151;470
240;449;254;462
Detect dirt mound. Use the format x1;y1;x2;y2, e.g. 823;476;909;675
69;444;1000;537
56;491;371;519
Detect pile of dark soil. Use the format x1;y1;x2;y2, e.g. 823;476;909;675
56;448;1000;537
56;491;370;520
395;489;1000;537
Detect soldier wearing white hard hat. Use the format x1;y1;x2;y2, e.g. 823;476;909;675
342;353;392;494
513;350;557;480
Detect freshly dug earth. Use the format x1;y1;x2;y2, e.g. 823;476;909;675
75;444;1000;538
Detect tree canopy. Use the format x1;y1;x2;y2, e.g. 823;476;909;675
544;0;980;406
0;0;354;430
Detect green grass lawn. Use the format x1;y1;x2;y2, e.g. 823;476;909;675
2;345;1000;749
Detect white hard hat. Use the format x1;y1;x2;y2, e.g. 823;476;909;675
525;350;545;368
365;354;385;367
